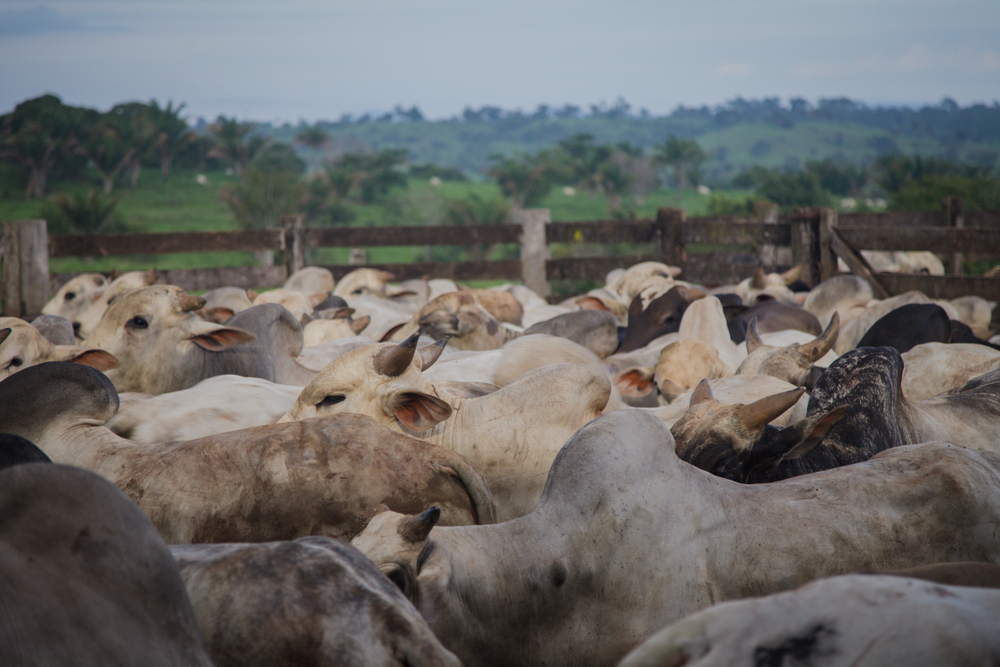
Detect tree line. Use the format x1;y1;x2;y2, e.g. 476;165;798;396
3;94;997;238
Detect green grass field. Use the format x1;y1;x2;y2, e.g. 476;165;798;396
1;167;745;276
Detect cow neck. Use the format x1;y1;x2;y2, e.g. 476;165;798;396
43;422;152;481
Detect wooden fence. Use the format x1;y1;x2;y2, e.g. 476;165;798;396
2;199;1000;319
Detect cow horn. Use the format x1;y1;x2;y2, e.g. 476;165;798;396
178;294;207;313
746;317;765;353
690;379;717;406
797;312;840;363
736;387;806;431
399;506;440;543
418;337;449;371
751;265;767;289
374;333;419;377
781;263;805;285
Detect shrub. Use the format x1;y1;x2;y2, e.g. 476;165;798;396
41;190;128;234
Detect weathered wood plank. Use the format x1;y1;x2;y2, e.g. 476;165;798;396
2;220;50;318
49;230;282;257
839;211;947;227
681;252;761;286
682;222;791;246
836;227;1000;254
965;210;1000;228
546;220;658;244
877;274;1000;301
306;225;521;248
318;260;522;282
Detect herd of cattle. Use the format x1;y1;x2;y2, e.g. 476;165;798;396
3;259;1000;666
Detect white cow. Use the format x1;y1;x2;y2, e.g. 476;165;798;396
619;573;1000;667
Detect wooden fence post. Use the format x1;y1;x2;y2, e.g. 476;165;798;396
790;208;824;286
281;214;305;280
519;208;550;296
655;208;686;269
818;208;839;282
752;201;780;269
943;196;965;275
1;219;49;319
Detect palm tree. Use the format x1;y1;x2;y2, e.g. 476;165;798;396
208;116;269;180
112;102;159;188
148;100;195;183
76;116;134;194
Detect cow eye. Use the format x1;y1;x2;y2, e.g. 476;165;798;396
65;291;76;301
127;316;149;329
384;567;410;596
9;357;22;367
317;394;345;408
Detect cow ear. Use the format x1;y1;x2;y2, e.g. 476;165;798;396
191;326;256;351
613;367;656;397
66;348;119;371
780;406;849;461
658;378;686;403
390;391;453;431
417;556;453;623
418;311;462;336
204;306;235;323
379;322;408;342
350;316;371;334
575;296;610;312
309;292;331;309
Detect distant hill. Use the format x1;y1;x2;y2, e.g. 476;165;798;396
251;97;1000;183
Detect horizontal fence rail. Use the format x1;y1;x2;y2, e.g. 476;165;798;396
3;200;1000;320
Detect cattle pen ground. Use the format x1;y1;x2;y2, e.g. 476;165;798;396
3;199;1000;325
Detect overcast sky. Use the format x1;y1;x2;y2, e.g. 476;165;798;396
1;0;998;122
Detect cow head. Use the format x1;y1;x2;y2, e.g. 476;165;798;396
81;285;256;394
73;270;159;340
333;268;395;298
393;292;511;351
618;286;693;353
0;318;118;379
736;314;840;391
42;273;108;324
278;334;453;432
608;262;682;303
352;506;451;619
671;380;847;483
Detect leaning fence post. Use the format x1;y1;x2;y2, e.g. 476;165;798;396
1;219;49;319
655;207;686;269
519;208;550;297
281;214;306;280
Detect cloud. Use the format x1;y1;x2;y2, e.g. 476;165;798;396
716;62;751;77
